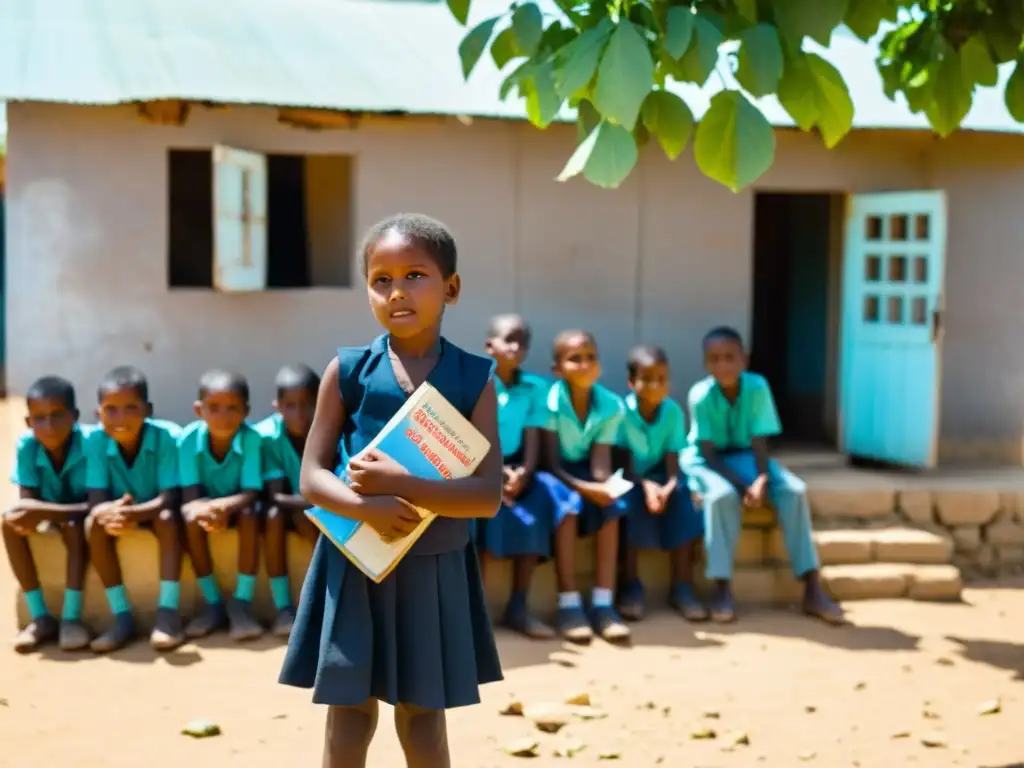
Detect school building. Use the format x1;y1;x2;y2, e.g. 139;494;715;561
1;0;1022;624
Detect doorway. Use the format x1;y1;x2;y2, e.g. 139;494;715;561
750;193;842;446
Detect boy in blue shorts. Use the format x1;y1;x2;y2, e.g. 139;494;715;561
179;369;265;641
616;346;706;622
85;366;184;652
543;330;630;643
3;376;92;652
682;327;844;624
257;363;321;639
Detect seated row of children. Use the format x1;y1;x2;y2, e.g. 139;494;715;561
4;365;319;653
3;315;842;655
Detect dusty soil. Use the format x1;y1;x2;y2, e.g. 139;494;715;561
1;563;1022;767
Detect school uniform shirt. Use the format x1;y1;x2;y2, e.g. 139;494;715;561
617;393;686;476
544;380;626;463
255;413;302;490
495;371;550;458
176;420;263;497
10;424;94;503
681;371;782;467
84;419;181;502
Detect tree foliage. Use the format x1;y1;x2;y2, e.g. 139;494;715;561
449;0;1024;191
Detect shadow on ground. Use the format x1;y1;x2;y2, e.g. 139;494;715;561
946;635;1024;681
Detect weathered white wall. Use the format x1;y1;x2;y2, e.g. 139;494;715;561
7;103;940;438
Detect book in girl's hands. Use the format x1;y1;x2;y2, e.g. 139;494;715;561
305;381;492;583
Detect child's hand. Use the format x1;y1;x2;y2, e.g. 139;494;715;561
691;491;704;510
744;474;768;507
202;503;231;533
364;496;422;542
503;467;527;500
642;480;664;515
348;449;409;496
584;483;616;509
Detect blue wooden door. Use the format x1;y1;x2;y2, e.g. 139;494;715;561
839;191;947;467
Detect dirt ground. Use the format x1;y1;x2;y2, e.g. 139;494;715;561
0;561;1022;768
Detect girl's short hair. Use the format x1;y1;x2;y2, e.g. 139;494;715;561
359;213;457;278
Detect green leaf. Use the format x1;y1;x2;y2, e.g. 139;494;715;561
557;120;639;188
576;99;601;143
982;17;1022;64
735;24;783;98
778;52;853;148
774;0;847;48
734;0;757;24
663;7;695;60
593;22;656;130
694;90;775;191
447;0;471;27
676;15;724;86
499;60;531;100
1005;59;1024;122
490;27;520;70
522;61;564;129
512;3;544;57
640;90;694;159
459;17;500;79
844;0;897;42
924;45;972;138
554;19;614;99
960;36;998;88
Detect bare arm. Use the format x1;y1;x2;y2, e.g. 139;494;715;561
660;450;680;494
125;490;177;517
15;486;88;519
589;443;613;483
519;427;541;478
389;380;504;519
750;437;771;480
542;429;595;494
208;491;258;513
300;358;387;523
267;478;308;509
699;441;749;495
181;485;207;506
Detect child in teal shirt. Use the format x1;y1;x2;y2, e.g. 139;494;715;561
616;346;706;622
85;366;184;653
543;330;630;643
256;363;321;639
179;369;264;642
3;376;92;653
476;314;578;639
682;327;843;624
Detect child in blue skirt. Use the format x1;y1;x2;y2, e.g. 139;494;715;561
476;313;578;639
542;330;631;644
615;346;706;622
280;213;504;768
681;326;844;624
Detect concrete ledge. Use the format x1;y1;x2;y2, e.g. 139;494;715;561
821;563;962;602
13;520;804;629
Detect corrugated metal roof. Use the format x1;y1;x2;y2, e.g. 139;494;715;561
0;0;1020;134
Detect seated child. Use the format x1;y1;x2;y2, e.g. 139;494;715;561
476;313;578;639
681;326;844;624
3;377;93;652
543;330;631;643
616;346;706;622
85;366;184;653
256;363;322;639
178;369;265;641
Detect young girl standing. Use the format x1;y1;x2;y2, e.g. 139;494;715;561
543;330;630;643
279;214;504;768
476;313;578;639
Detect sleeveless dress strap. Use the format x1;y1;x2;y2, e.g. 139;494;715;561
452;349;496;418
336;345;373;411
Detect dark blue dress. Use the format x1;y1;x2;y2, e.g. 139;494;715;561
279;334;503;710
620;468;704;551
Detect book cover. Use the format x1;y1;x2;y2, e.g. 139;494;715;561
306;381;491;582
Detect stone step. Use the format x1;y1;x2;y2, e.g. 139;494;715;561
821;563;962;602
813;528;953;566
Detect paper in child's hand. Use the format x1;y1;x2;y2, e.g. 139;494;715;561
603;469;634;500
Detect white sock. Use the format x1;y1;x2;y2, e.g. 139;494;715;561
558;591;582;609
591;588;613;608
